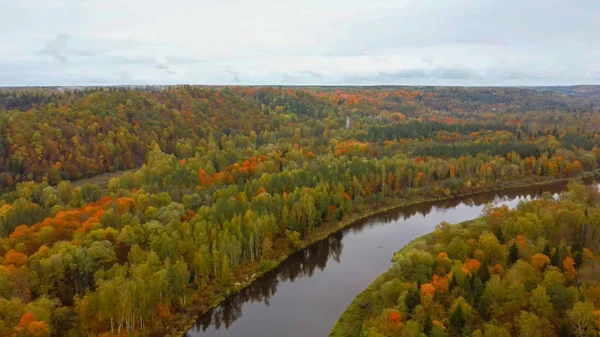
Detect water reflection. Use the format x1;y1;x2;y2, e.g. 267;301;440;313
189;180;581;336
192;232;345;332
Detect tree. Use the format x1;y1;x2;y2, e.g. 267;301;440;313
530;286;554;319
516;311;542;337
220;255;233;286
432;274;449;294
509;243;519;265
548;284;575;316
402;321;422;337
478;261;490;284
551;250;560;267
563;257;577;283
421;283;436;308
449;272;458;292
4;250;28;267
450;304;466;335
567;301;595;337
495;228;505;244
479;233;505;265
405;286;421;315
192;246;211;285
447;237;470;262
481;324;511;337
471;277;484;313
573;251;583;268
542;244;551;258
423;313;433;336
531;254;550;270
56;181;72;205
168;260;190;306
388;310;403;326
558;324;569;337
15;312;50;337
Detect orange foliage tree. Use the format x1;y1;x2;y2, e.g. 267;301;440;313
563;257;577;282
531;253;550;270
3;250;28;267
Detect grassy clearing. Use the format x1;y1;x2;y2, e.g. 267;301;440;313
63;169;136;189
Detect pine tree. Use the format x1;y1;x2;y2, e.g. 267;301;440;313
542;244;551;257
572;236;583;253
509;242;519;265
558;323;569;337
405;287;421;315
449;272;458;292
478;261;490;284
495;228;505;244
472;277;484;306
551;250;560;267
574;251;583;268
463;274;473;293
423;314;433;337
450;305;466;334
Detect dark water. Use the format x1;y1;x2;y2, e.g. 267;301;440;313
187;182;584;337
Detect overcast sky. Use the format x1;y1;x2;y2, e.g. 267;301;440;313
2;0;600;86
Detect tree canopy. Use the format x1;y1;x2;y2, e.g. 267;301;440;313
332;181;600;337
1;86;600;336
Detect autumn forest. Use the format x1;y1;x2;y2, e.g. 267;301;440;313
1;86;600;337
332;182;600;337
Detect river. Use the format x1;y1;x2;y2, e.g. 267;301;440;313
186;181;590;337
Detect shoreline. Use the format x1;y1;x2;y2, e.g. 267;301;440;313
170;171;599;337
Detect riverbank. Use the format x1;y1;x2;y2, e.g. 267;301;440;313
329;172;599;337
169;171;600;337
329;228;439;337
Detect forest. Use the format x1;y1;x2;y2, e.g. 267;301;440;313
331;181;600;337
1;86;600;336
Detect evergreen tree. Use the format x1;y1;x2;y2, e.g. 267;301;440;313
449;272;458;292
542;243;551;257
478;261;490;284
509;242;519;265
463;274;473;293
471;277;484;307
494;228;505;244
405;287;421;315
558;323;569;337
574;251;583;268
450;304;466;335
551;250;560;267
423;313;433;337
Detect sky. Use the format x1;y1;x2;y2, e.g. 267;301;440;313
2;0;600;86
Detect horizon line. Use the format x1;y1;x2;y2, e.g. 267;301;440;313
1;83;600;89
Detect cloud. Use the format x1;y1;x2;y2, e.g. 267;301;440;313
3;0;600;85
155;55;174;75
154;55;191;76
227;70;242;83
38;34;70;63
340;67;480;84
